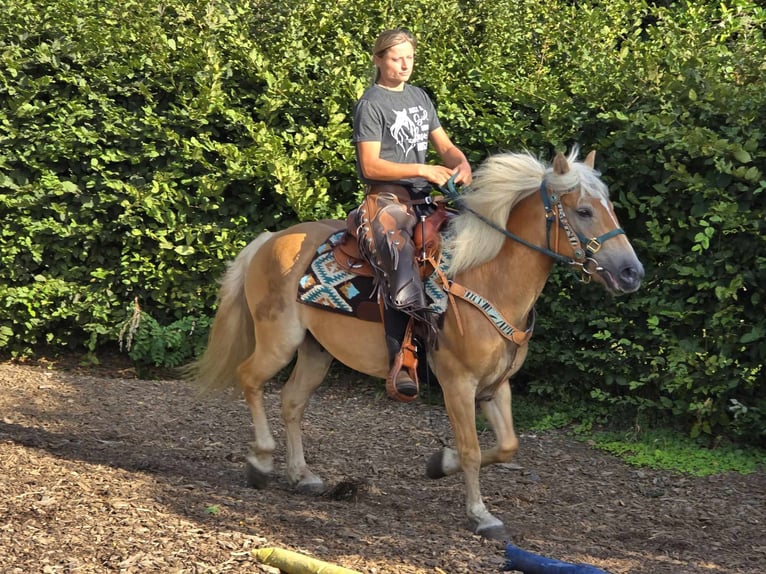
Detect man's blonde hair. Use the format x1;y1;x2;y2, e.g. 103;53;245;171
372;29;416;83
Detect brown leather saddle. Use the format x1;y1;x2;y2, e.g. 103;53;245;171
331;185;453;280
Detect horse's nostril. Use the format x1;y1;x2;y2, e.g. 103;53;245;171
620;263;645;288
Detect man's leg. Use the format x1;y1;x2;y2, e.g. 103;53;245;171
383;305;418;398
356;190;426;399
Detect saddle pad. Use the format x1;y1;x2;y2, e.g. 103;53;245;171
297;231;450;322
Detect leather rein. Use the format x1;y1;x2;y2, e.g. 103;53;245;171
441;177;626;284
430;177;625;345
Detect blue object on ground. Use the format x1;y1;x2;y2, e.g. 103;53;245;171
503;543;611;574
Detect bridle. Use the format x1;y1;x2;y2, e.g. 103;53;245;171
540;180;626;282
441;177;626;284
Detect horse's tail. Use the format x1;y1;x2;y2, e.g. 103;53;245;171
184;232;274;394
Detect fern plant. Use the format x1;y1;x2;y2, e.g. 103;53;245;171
119;299;210;368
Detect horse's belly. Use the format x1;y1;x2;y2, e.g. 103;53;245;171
302;307;389;379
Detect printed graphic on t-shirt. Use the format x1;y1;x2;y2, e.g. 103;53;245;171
389;106;430;157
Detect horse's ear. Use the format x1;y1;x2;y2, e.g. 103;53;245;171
584;150;596;168
552;152;569;175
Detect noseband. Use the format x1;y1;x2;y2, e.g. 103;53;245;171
443;177;626;283
540;180;626;282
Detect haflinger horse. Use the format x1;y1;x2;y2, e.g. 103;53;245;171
186;148;644;539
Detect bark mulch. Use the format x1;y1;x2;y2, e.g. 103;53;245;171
1;360;763;573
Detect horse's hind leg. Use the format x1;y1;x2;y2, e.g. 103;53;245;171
238;331;303;489
281;334;333;495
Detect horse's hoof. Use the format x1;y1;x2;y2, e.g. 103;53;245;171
426;450;446;479
245;462;270;489
476;523;508;540
470;515;508;540
295;477;325;496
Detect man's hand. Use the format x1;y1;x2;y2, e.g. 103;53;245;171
451;161;472;185
421;164;457;187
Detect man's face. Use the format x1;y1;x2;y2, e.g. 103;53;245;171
375;41;414;88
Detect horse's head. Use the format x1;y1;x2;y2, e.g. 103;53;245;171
444;148;645;294
544;150;644;294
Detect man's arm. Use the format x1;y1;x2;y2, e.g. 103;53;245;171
357;140;456;186
429;127;472;185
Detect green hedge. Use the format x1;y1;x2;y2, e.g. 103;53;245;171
1;0;763;444
532;2;765;445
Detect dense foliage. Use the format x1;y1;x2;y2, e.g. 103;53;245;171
1;0;763;444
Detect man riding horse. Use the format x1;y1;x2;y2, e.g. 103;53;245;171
352;28;472;400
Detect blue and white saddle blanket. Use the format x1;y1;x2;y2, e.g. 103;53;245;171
296;231;450;322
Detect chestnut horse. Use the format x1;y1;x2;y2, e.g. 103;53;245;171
186;149;644;539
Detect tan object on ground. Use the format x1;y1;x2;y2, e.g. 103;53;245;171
253;547;362;574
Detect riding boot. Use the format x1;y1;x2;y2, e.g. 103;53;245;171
384;306;419;401
357;192;428;313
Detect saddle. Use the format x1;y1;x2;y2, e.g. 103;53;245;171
331;187;452;280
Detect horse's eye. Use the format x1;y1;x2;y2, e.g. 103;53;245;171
576;207;593;218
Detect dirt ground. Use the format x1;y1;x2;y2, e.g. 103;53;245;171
1;359;764;574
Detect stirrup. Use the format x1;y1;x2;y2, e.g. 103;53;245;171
386;366;419;403
385;320;419;403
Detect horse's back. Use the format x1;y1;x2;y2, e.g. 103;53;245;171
246;219;342;300
252;219;341;269
245;219;389;378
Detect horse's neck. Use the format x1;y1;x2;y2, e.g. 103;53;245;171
459;197;554;324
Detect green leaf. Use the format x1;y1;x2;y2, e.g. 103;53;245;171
740;327;764;344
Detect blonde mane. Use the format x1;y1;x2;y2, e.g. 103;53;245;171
444;148;609;276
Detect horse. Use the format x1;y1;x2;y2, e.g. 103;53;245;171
186;148;644;539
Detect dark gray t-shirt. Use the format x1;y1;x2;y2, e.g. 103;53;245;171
352;84;441;195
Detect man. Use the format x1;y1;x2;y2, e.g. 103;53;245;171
353;28;472;399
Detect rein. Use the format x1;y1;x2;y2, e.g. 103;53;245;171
416;172;626;349
440;176;625;283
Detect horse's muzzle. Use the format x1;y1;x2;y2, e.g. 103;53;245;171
618;261;644;293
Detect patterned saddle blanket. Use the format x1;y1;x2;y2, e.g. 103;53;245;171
297;231;450;322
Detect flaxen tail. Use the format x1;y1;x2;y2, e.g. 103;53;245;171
184;232;274;394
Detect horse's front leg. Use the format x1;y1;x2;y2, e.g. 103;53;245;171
428;380;519;476
477;380;519;465
438;384;508;539
426;383;519;478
